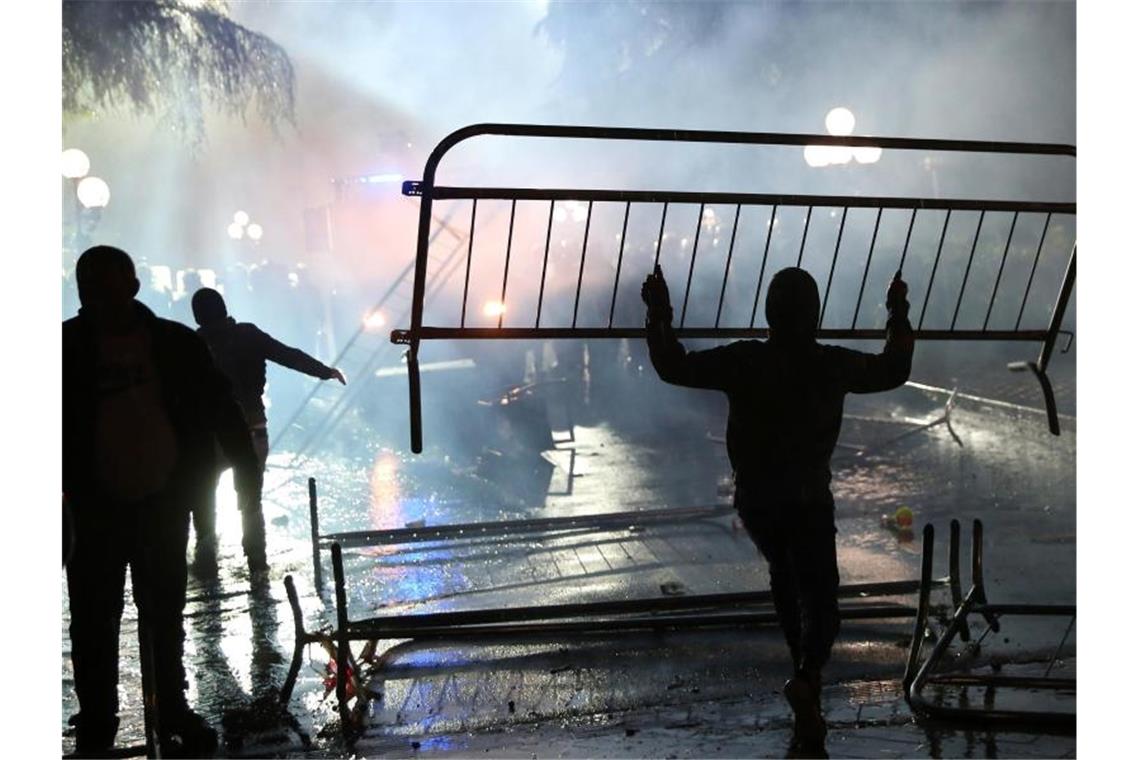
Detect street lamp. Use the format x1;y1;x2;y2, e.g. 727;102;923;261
77;176;111;209
803;107;880;168
61;149;90;180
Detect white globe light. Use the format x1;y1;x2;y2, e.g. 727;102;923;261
227;222;245;239
825;107;856;136
853;146;883;164
233;210;250;226
61;148;90;179
483;300;507;317
824;145;854;165
803;145;831;167
246;223;264;241
76;176;110;208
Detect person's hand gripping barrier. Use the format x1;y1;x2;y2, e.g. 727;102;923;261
886;269;910;318
641;264;674;324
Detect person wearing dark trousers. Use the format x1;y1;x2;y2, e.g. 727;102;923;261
189;287;345;570
641;264;913;756
63;246;262;756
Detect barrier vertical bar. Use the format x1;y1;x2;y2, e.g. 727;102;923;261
1016;213;1052;331
331;542;352;737
460;199;477;327
796;206;813;267
750;205;779;327
898;207;918;272
1036;245;1076;373
498;199;516;329
608;202;632;327
984;212;1020;330
680;203;706;327
572;200;593;327
851;207;883;329
653;202;669;268
280;574;306;705
951;211;987;329
904;523;936;690
536;200;555;328
309;477;322;591
919;210;952;330
714;204;742;328
819;207;848;327
949;518;970;641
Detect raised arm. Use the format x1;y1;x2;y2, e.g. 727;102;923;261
642;265;742;391
255;327;346;383
842;271;915;394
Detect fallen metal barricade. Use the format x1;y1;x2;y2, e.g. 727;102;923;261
282;495;955;741
392;124;1076;451
903;520;1076;730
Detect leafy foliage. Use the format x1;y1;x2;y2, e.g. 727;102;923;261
63;0;294;142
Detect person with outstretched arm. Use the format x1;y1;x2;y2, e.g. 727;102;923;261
641;264;913;756
189;287;345;571
63;246;261;755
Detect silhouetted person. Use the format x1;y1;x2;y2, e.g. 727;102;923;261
189;287;345;569
63;246;262;756
642;265;913;756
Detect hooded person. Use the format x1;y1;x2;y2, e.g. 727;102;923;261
62;245;262;756
189;287;345;570
642;264;913;755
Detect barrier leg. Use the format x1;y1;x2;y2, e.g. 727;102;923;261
331;543;353;741
280;575;306;707
308;478;322;592
904;524;935;691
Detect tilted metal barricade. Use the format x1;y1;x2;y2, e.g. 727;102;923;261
391;124;1076;450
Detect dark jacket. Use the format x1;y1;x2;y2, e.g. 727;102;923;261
62;302;260;509
647;314;914;502
196;318;335;426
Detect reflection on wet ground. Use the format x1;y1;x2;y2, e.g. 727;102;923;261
62;377;1075;757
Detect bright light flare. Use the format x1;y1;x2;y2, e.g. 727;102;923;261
246;223;263;240
803;145;832;167
363;311;387;330
233;210;250;226
76;176;110;208
483;300;507;317
853;146;883;164
61;148;90;179
825;107;856;136
227;222;244;239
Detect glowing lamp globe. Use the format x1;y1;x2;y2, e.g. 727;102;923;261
825;107;856;136
76;176;110;208
233;210;250;226
853;146;883;164
246;223;264;241
803;145;831;168
227;222;245;240
61;148;90;179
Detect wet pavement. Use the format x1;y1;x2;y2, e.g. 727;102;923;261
62;351;1075;758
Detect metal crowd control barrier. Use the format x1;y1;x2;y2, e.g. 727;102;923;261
391;124;1076;451
283;481;953;741
903;520;1076;730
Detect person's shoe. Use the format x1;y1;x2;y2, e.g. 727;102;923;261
160;708;218;758
72;713;119;755
784;675;827;757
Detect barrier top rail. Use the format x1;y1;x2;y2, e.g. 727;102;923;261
392;123;1076;451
